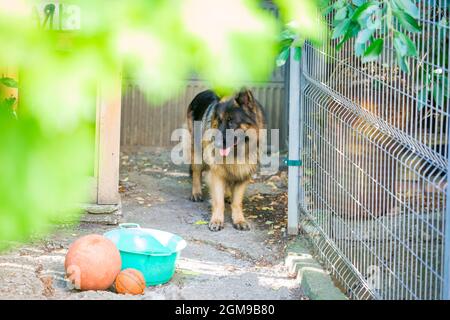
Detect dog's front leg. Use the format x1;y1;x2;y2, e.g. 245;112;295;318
231;181;250;231
208;172;225;231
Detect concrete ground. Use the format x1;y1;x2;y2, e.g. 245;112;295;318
0;147;306;300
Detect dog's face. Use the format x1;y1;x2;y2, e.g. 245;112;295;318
212;89;260;157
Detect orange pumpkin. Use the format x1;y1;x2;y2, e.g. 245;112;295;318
65;234;121;291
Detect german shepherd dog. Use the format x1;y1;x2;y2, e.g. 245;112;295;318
187;88;265;231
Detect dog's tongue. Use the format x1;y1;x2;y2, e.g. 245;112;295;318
219;147;231;157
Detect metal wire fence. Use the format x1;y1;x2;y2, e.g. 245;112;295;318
298;1;449;299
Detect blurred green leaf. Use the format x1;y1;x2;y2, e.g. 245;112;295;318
280;28;297;41
392;0;419;19
396;51;410;73
334;0;346;9
362;38;383;62
393;31;417;57
367;13;382;30
432;75;449;106
351;1;380;24
354;42;366;57
194;220;208;225
0;112;93;243
0;97;16;119
417;87;429;110
294;46;302;61
433;84;444;105
276;47;290;67
322;4;334;16
0;77;18;88
336;21;360;50
334;6;348;23
393;9;422;33
356;28;374;44
332;18;352;39
352;0;366;6
276;0;326;46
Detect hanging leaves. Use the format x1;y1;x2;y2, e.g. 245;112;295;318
361;38;383;62
325;0;421;73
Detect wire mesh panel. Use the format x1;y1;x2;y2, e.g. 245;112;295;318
299;1;449;299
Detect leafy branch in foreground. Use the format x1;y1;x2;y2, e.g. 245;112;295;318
276;27;303;67
325;0;422;73
277;1;448;111
275;0;327;67
276;0;423;72
0;77;18;89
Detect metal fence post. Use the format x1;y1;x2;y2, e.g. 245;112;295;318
443;24;450;301
444;123;450;299
287;48;301;235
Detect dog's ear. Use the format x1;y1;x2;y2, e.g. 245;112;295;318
235;89;255;109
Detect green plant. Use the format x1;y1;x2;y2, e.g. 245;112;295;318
276;0;425;72
327;1;448;111
275;0;326;66
417;5;448;110
326;1;448;109
324;0;422;72
0;77;18;119
277;1;448;112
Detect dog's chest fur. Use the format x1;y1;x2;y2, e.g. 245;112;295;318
210;162;257;182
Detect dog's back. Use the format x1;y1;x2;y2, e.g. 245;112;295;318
187;90;219;122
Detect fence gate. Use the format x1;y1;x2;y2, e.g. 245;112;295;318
295;2;450;299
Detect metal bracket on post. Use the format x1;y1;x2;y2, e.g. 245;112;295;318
287;48;301;235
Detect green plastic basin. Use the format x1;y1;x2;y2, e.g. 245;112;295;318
104;223;187;286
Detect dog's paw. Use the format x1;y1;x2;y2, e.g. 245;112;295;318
190;193;203;202
233;220;250;231
208;219;224;232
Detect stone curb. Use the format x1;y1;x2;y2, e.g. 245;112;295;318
79;201;122;225
285;237;347;300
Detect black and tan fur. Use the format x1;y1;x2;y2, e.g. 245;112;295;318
187;89;265;231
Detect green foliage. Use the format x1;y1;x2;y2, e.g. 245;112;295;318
323;0;422;73
276;0;425;72
0;113;93;243
0;77;17;119
416;12;448;111
362;38;383;62
275;0;327;67
0;0;325;246
276;1;447;123
0;97;16;119
0;77;18;88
